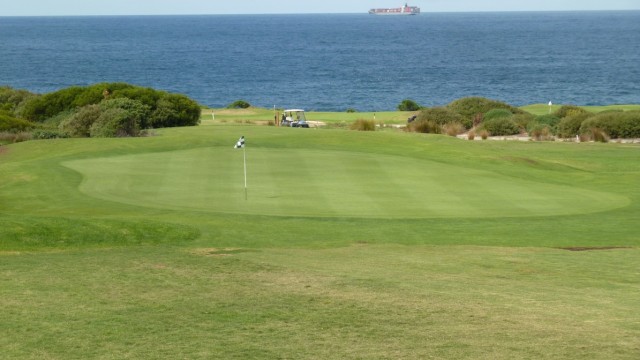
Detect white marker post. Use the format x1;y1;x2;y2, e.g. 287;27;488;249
548;101;553;114
234;136;247;200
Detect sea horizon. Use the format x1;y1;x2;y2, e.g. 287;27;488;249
2;11;639;110
2;9;640;17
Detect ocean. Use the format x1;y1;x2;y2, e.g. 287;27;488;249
1;11;639;111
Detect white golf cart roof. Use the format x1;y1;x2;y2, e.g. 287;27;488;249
283;109;305;112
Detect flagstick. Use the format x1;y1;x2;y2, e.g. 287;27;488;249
243;145;248;201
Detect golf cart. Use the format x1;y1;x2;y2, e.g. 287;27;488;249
281;109;310;128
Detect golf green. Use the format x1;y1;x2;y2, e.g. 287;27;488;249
63;147;628;218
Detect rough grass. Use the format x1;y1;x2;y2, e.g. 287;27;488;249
1;245;638;359
1;124;640;359
521;104;640;116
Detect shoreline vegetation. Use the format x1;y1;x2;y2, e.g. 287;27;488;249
2;83;640;146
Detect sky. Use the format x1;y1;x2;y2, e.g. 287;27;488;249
2;0;639;16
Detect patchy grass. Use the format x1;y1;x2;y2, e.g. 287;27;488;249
521;104;640;116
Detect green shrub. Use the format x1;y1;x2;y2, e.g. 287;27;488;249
149;94;201;128
0;86;35;113
416;107;469;128
556;113;593;138
111;85;160;109
527;114;562;135
350;119;376;131
483;109;513;122
59;105;102;137
579;111;640;139
511;113;535;132
346;108;357;113
31;129;70;139
398;99;422;111
227;100;251;109
17;83;200;130
0;111;36;132
553;105;590;119
534;114;561;128
529;124;554;141
580;128;610;143
44;109;75;128
479;117;520;136
447;97;523;124
21;86;86;122
100;98;151;128
90;108;140;138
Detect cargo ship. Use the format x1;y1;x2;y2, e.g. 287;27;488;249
368;3;420;15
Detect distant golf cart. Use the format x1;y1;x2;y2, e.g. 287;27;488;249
281;109;310;128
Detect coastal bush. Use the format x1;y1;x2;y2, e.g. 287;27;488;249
529;124;554;141
407;119;441;134
443;122;465;136
398;99;422;112
533;114;561;128
59;104;102;137
20;86;86;122
553;105;589;119
483;109;513;122
556;113;593;138
416;107;469;128
32;129;70;139
227;100;251;109
467;130;476;140
526;114;562;135
511;113;535;131
41;110;75;130
100;98;151;128
580;128;610;143
579;111;640;139
350;119;376;131
17;83;201;131
111;85;161;109
447;97;523;123
346;108;357;113
149;93;201;128
0;111;35;132
0;86;35;113
90;108;140;138
479;117;520;136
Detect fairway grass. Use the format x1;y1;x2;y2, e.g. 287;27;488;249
1;124;640;359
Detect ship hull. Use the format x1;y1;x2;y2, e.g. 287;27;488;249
368;4;420;15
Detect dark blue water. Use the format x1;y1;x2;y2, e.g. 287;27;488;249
1;12;639;111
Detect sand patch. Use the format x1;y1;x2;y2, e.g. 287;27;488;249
190;248;256;257
558;246;632;252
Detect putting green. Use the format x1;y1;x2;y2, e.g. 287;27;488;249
63;147;628;219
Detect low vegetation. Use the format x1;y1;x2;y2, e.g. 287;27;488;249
227;99;251;109
397;98;422;111
0;83;201;140
349;119;376;131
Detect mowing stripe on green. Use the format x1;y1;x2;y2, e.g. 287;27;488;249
63;147;628;219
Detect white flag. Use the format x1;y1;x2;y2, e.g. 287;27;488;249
234;136;245;149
